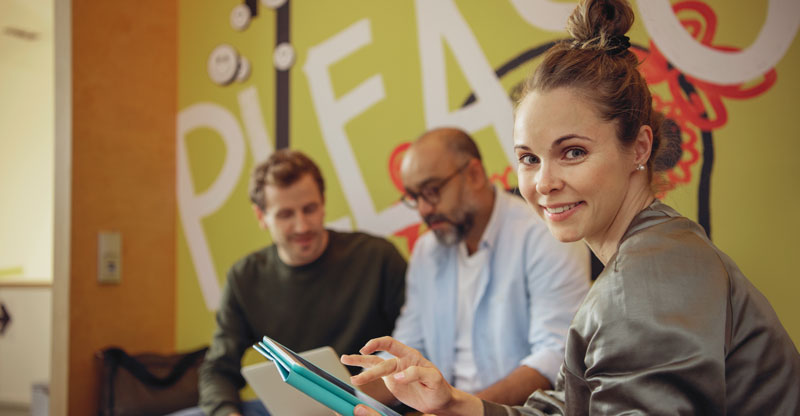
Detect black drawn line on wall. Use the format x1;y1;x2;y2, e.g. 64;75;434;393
245;0;258;17
276;1;291;150
676;73;713;239
697;131;714;238
461;42;557;108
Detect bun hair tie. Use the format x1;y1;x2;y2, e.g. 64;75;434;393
606;35;630;55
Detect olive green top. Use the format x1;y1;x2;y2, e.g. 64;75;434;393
485;201;799;415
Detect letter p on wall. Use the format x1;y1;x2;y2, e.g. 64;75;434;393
177;103;245;310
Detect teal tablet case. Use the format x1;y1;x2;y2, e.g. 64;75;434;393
253;336;400;416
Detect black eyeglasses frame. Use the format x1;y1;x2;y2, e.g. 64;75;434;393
399;161;471;209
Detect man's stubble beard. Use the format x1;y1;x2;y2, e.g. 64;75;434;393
428;207;475;246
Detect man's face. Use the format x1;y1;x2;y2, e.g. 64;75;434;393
400;141;476;246
255;173;328;266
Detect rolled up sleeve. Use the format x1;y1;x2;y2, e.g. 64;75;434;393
522;229;590;384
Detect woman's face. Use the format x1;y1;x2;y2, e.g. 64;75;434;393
513;87;639;245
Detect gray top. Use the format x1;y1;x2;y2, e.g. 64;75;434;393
485;201;800;415
198;230;407;416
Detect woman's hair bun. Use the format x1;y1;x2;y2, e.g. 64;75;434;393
566;0;635;51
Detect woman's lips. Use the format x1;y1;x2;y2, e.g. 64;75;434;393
541;201;583;221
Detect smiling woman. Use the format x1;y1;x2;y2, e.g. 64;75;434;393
340;1;800;415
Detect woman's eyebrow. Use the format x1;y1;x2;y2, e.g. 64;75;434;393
554;134;591;146
514;134;591;151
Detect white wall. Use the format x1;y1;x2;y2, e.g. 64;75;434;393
0;0;56;409
0;0;55;281
0;286;52;405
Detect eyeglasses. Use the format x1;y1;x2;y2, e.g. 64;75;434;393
400;161;470;209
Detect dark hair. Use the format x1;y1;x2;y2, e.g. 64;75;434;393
519;0;671;178
249;149;325;210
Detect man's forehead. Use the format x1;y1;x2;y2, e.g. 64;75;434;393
263;175;322;209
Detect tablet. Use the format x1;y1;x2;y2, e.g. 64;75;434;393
251;336;400;416
242;346;352;416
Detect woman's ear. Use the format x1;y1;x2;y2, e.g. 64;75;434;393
633;124;654;167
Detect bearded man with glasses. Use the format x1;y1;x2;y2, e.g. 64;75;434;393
372;128;591;407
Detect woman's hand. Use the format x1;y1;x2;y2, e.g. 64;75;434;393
341;336;482;415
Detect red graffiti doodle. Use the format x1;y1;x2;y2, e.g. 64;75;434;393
388;142;411;193
387;142;425;252
393;222;426;253
636;1;776;194
489;166;513;191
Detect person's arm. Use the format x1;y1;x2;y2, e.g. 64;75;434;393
381;241;429;356
562;248;728;415
474;365;551;405
580;314;726;414
198;273;252;416
520;227;590;389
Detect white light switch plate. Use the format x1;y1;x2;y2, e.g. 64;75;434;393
98;231;122;284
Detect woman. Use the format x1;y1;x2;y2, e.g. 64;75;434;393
341;0;800;415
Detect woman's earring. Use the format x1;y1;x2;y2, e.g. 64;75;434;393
636;164;645;171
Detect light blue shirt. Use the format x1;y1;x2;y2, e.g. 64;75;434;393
391;189;590;389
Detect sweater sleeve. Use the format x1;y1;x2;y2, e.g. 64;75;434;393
198;271;252;416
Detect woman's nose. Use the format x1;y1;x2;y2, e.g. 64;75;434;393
535;163;563;196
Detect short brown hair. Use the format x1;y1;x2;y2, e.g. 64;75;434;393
519;0;673;179
249;149;325;210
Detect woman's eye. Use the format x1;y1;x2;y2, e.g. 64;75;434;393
518;154;539;165
565;148;586;159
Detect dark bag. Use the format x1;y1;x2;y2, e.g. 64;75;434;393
97;345;209;416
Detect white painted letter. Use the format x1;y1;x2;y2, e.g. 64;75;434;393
177;103;245;311
638;0;800;84
303;19;418;235
508;0;576;32
415;0;516;166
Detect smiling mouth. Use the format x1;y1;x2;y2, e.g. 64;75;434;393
292;233;316;243
543;202;581;214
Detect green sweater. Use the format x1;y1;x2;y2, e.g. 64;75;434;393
198;230;407;416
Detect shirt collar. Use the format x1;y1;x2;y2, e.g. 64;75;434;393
473;185;505;252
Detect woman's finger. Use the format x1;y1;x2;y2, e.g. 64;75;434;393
340;353;384;368
350;357;401;385
359;336;422;361
353;404;381;416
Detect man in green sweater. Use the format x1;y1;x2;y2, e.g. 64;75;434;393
197;150;407;416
